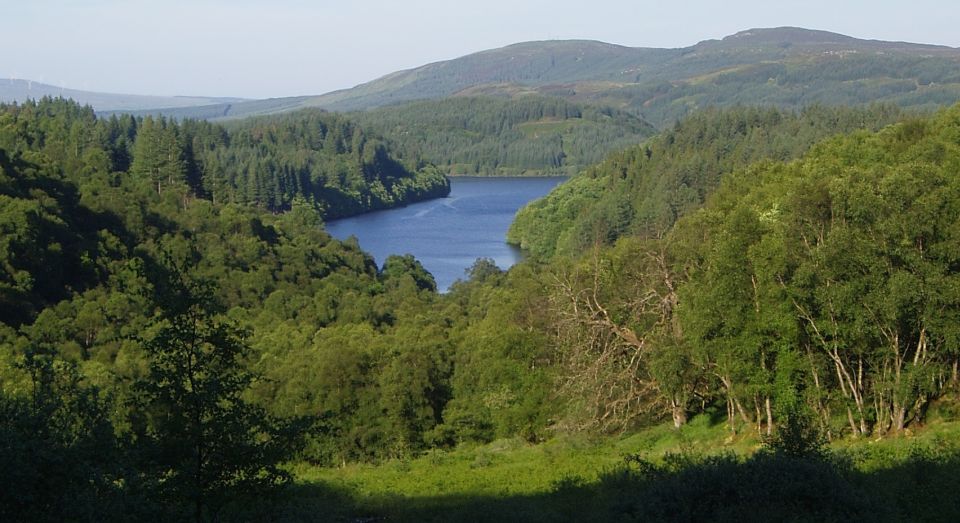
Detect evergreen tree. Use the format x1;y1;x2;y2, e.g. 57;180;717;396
130;116;186;195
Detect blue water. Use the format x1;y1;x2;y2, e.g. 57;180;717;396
325;176;566;291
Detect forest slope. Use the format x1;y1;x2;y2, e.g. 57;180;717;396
348;96;655;175
122;27;960;127
5;97;960;521
508;104;908;258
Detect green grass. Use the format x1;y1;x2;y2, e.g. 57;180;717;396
279;407;960;522
287;413;757;519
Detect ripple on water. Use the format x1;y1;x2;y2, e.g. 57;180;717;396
325;176;566;291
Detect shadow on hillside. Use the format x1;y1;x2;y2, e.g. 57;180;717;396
274;448;960;523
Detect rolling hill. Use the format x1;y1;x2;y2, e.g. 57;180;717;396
0;79;245;112
108;27;960;127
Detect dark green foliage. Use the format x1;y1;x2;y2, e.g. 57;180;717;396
598;451;873;522
211;110;450;217
6;89;960;521
439;261;555;444
674;105;960;436
509;104;908;258
0;144;111;325
512;103;960;446
3;97;448;222
350;96;655;176
0;97;559;478
381;254;437;293
536;103;960;440
576;442;960;523
0;98;452;516
131;257;300;520
131;116;187;194
0;347;125;522
763;407;827;459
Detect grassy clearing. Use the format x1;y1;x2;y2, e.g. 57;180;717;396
283;405;960;521
287;413;756;519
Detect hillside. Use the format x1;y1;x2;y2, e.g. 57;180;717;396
279;27;960;120
507;104;907;258
7;94;960;521
0;79;245;112
117;95;659;177
348;96;656;175
204;109;450;216
119;27;960;126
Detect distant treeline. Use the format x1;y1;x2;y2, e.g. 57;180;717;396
595;53;960;126
11;98;447;219
509;104;909;258
349;96;655;176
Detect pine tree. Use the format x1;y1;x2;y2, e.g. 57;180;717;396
130;117;186;195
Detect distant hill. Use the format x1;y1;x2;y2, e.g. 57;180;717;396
19;27;960;129
348;96;656;176
0;79;245;112
99;95;317;121
118;27;960;127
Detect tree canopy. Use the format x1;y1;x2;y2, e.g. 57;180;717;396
4;95;960;520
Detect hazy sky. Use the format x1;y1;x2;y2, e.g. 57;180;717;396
4;0;958;99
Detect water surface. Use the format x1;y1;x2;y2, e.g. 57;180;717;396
325;176;565;291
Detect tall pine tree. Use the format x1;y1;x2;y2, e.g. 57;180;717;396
131;117;186;195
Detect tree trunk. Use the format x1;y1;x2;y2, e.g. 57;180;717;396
808;355;832;440
856;357;868;435
874;390;888;436
726;397;737;434
671;400;688;429
765;396;773;437
754;397;763;436
951;358;958;393
891;401;907;433
846;407;860;437
735;398;752;426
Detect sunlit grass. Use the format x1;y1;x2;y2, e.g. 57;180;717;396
290;402;960;521
292;411;760;512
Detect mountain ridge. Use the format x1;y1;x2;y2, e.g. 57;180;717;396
298;26;960;112
705;27;957;50
8;27;960;126
0;79;246;112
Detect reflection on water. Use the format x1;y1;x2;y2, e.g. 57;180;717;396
324;176;565;291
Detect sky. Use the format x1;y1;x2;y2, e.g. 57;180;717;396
4;0;959;99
